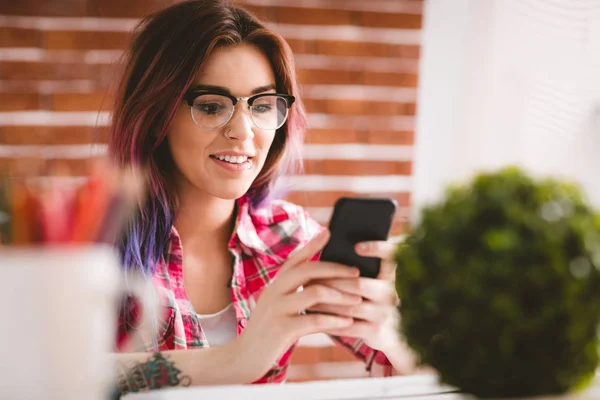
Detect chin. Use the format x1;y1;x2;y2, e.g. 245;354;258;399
210;183;253;201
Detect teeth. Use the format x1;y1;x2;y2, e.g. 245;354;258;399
215;155;248;164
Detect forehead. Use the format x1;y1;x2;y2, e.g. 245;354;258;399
194;44;276;96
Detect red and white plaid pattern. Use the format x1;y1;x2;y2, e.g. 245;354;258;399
117;195;393;383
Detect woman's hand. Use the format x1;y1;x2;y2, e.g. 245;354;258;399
308;240;401;352
234;230;364;382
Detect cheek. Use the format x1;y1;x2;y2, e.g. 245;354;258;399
168;108;209;159
255;130;278;162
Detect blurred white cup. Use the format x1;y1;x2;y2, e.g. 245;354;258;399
0;245;157;400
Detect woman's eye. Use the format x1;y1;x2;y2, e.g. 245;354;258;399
195;103;225;115
253;104;273;114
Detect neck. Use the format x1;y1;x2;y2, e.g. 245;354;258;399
174;186;237;251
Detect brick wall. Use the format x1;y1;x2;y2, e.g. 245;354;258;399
0;0;422;381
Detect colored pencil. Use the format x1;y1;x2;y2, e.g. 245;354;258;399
0;160;145;247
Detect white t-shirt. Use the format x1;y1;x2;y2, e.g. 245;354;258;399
196;303;237;347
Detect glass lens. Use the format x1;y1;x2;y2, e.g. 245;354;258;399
190;94;233;128
251;95;289;130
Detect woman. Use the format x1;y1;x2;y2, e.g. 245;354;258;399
109;0;412;395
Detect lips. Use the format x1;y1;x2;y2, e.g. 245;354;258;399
210;154;250;164
209;153;254;172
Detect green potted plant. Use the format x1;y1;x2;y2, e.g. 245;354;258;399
395;166;600;398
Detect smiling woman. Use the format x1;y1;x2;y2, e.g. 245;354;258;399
106;0;410;397
167;44;287;203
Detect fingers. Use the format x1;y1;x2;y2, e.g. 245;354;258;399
377;260;397;281
311;277;397;304
355;240;396;260
285;284;363;315
308;301;388;323
323;310;399;339
296;313;354;337
324;320;417;373
323;319;376;339
274;261;359;295
355;241;398;280
282;230;330;271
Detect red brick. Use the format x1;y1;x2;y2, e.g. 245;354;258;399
304;160;412;176
0;27;41;48
304;129;363;144
240;4;273;21
0;0;86;16
0;79;110;93
273;7;352;25
245;4;355;26
0;62;118;84
240;5;421;29
323;345;359;362
391;219;408;236
304;99;416;116
287;361;369;382
367;130;415;145
86;0;173;18
95;127;111;143
298;69;418;87
359;12;422;29
289;347;324;364
389;45;421;59
43;30;130;51
0;93;42;111
363;72;419;87
284;191;411;209
0;126;98;145
314;40;392;58
0;61;93;80
297;69;362;85
311;41;419;59
92;64;121;89
49;93;113;112
285;38;318;54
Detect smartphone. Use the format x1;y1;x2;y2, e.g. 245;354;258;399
319;197;397;278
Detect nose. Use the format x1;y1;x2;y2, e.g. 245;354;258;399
223;104;255;141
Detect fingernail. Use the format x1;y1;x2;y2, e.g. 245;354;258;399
356;242;368;251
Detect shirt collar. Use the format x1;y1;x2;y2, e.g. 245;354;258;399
229;195;278;258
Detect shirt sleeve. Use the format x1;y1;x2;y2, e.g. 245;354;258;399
303;209;326;242
295;208;325;262
329;336;394;377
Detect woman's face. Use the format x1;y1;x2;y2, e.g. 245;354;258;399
168;43;278;200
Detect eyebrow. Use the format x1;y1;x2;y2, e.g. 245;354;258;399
188;84;277;96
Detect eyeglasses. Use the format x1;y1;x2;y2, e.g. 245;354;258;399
183;91;295;130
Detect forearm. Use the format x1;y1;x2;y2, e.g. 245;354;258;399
111;339;252;396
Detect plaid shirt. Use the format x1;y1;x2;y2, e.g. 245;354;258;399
117;195;393;383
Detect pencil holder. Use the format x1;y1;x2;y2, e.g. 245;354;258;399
0;245;158;400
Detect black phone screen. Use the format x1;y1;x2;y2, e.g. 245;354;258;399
319;197;397;278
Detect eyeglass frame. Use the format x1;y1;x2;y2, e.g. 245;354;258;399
182;91;296;130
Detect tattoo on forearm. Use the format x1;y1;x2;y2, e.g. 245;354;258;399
116;352;191;395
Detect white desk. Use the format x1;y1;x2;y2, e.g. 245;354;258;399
124;373;600;400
